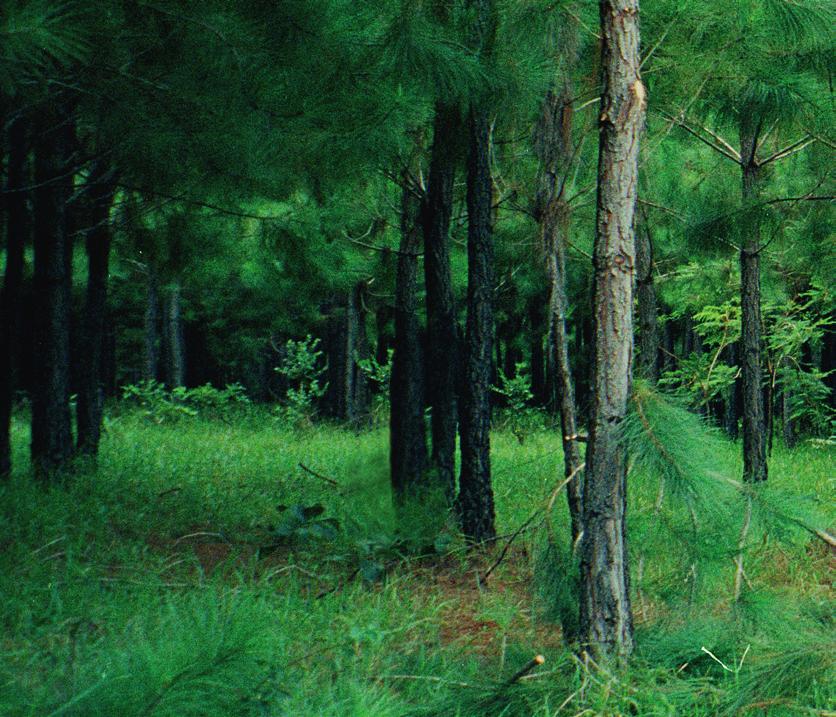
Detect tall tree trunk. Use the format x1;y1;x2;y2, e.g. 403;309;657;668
422;103;460;504
739;128;767;482
76;167;117;456
544;201;584;544
144;266;160;381
1;115;28;477
578;0;644;661
457;0;497;544
165;280;185;388
390;184;428;501
31;110;75;476
535;54;585;544
636;218;659;382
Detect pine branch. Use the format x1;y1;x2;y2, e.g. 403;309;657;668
758;134;815;166
656;110;741;164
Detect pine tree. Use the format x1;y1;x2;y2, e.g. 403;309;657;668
578;0;645;660
458;0;497;544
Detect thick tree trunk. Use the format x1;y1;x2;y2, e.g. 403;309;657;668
31;110;75;476
76;168;116;456
578;0;644;661
636;220;659;382
458;0;497;543
1;115;28;477
739;130;767;482
144;267;160;381
390;185;428;500
422;103;460;504
165;280;186;388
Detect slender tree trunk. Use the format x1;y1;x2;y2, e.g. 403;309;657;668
165;280;185;388
578;0;645;661
375;304;392;366
724;342;740;439
781;358;796;448
458;0;497;543
390;184;428;500
535;61;585;543
546;206;584;544
1;115;28;477
739;129;767;482
144;267;160;381
31;110;75;476
76;168;116;456
325;285;370;423
636;218;659;382
349;282;371;424
528;299;547;406
661;319;675;375
422;102;460;504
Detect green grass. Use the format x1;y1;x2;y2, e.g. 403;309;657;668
0;408;832;716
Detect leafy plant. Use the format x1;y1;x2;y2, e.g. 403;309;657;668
274;336;328;426
357;349;393;424
493;362;541;443
121;380;250;423
121;380;198;423
660;302;740;410
269;503;340;544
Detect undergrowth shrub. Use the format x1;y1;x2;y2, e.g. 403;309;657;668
121;380;251;423
274;335;328;427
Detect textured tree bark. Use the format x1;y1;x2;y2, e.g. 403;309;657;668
144;267;160;381
390;184;428;501
544;202;584;544
0;115;28;477
457;0;497;544
31;110;75;476
636;220;659;382
422;102;460;504
76;167;117;456
739;129;767;482
165;280;186;388
534;56;584;543
578;0;645;661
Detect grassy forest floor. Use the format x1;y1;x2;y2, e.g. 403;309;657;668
1;409;833;716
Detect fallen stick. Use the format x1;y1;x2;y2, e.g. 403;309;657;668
505;655;545;686
298;462;340;487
